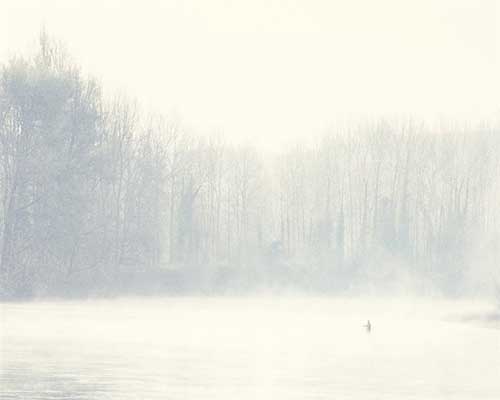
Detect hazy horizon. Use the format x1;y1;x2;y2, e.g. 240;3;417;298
2;3;500;399
2;0;498;151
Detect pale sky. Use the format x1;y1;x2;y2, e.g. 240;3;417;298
1;0;498;150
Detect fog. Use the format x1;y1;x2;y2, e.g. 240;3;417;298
2;297;500;399
1;1;500;399
2;0;499;151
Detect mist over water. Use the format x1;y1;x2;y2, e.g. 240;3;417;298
1;1;500;398
1;297;499;399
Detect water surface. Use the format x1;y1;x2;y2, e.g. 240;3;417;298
1;297;499;399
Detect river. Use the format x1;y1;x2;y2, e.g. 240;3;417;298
1;297;499;399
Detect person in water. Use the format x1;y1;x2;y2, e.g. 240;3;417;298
364;320;371;333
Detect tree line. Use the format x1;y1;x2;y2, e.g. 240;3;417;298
1;35;499;298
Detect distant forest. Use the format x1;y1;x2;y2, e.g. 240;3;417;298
1;34;499;299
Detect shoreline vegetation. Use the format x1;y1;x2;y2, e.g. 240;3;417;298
1;33;499;300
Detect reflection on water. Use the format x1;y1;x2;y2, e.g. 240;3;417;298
1;297;499;399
